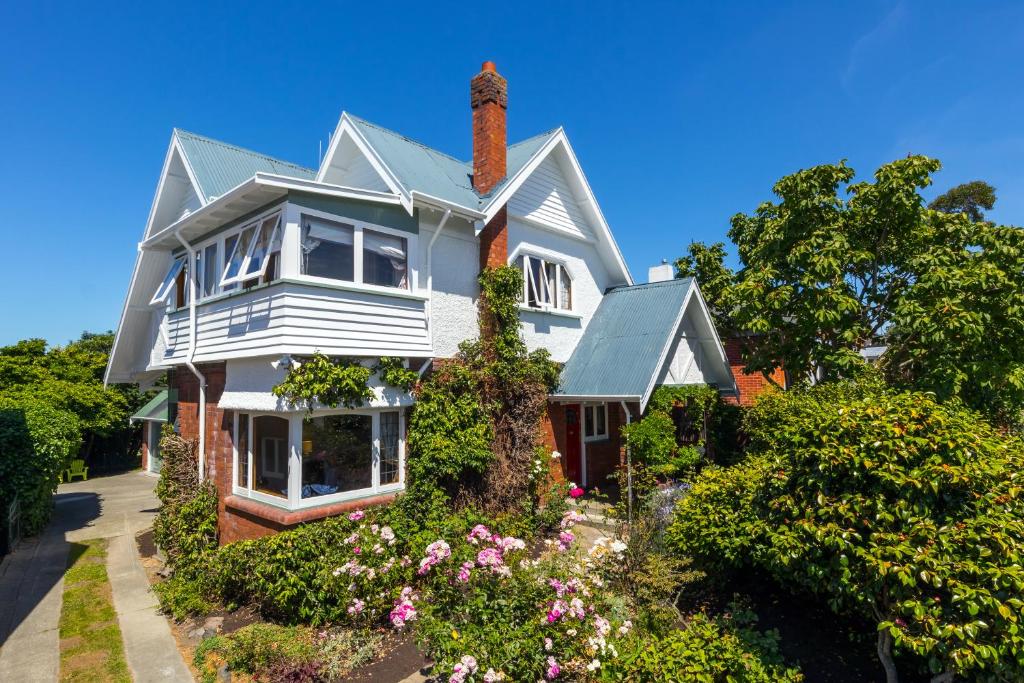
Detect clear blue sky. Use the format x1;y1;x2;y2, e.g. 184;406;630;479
2;1;1022;347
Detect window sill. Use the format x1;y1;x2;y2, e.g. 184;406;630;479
225;490;400;526
518;305;583;320
285;276;428;301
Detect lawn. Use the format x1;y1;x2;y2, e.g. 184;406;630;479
59;539;130;682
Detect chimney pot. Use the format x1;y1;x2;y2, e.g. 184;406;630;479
481;60;496;73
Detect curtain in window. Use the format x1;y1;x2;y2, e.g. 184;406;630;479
303;217;354;253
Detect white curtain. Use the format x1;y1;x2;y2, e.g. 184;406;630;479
303;218;354;254
363;230;407;272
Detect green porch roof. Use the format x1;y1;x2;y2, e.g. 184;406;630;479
131;389;169;422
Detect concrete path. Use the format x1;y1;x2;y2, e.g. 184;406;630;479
0;471;192;681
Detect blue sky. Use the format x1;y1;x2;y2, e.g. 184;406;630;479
2;1;1022;347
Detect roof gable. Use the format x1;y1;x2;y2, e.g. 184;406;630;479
555;279;735;410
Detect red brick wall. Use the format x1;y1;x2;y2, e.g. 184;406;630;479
540;402;636;491
479;206;509;270
723;338;786;406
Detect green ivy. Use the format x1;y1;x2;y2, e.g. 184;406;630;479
272;353;374;414
374;356;419;392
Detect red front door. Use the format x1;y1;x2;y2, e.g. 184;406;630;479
564;404;582;486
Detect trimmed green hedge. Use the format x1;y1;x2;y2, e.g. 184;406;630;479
0;396;80;535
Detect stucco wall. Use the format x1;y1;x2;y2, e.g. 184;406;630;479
507;217;617;363
418;213;481;358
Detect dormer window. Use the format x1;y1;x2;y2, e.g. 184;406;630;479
515;254;572;311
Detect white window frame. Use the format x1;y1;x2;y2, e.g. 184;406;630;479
231;408;406;510
514;253;573;312
221;212;282;287
583;403;608;442
150;257;185;306
296;206;418;296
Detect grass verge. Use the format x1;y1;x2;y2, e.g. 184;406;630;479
59;539;131;682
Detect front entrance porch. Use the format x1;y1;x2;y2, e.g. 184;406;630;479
543;400;636;490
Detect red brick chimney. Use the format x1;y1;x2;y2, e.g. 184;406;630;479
472;61;509;270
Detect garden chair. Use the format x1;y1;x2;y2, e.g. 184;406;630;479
65;459;88;482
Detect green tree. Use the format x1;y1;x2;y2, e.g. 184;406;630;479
724;157;1024;426
928;180;996;222
673;241;736;334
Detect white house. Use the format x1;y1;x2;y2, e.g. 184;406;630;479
107;62;735;542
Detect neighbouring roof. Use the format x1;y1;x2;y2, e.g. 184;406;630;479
175;129;316;201
555;278;698;405
131;389;169;422
347;115;559;209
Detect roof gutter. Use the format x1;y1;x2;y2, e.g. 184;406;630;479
174;227;207;482
411;191;486;221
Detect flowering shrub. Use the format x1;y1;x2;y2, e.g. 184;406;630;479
413;513;633;681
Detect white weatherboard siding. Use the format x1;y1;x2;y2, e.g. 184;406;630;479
419;214;481;358
508;155;593;241
508;217;616;363
158;282;431;365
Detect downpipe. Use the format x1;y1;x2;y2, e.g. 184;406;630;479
174;228;207;481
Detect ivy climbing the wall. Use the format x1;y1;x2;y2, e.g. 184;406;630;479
272;355;421;415
405;265;559;515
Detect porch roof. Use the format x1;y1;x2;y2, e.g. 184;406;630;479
131;389;169;422
554;278;696;410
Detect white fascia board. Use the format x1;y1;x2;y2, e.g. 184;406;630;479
316;113;412;214
410;191;486;221
480;130;633;287
549;394;641;402
639;283;695;412
104;250;144;387
141;176;263;248
687;281;738;395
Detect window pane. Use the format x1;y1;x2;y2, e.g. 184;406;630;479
302;216;354;281
584;406;594;437
527;256;543;308
596;405;607;436
237;413;249;488
559;265;572;310
223;226;255;284
151;258;185;305
253;416;289;498
363;230;408;288
243;215;279;278
514;256;526;302
544;261;557;305
301;414;372;498
222;235;238;292
380;411;400;485
174;260;188;309
203;244;218;297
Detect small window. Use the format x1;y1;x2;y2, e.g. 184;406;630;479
222;234;239;293
221;225;255;286
380;411;401;485
242;215;281;281
363;229;408;288
584;404;608;441
237;413;249;489
151;257;185;306
202;243;218;298
516;255;573;311
302;215;354;282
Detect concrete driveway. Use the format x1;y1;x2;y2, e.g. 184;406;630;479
0;471;192;681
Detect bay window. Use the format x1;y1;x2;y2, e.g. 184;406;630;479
301;213;410;290
232;409;405;508
302;216;354;281
515;254;572;311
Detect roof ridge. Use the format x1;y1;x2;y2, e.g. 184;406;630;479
174;128;314;173
346;114;470;166
609;277;691;293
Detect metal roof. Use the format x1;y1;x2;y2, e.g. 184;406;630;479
175;129;316;201
348;115;558;209
554;278;695;405
130;389;169;422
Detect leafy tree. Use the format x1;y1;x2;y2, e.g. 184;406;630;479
723;156;1024;426
674;241;737;334
670;380;1024;682
929;180;996;222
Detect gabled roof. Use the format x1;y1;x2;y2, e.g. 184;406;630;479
554;278;735;410
344;115;559;209
130;389;169;422
174;129;315;201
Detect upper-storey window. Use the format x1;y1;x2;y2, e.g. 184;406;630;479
302;216;354;281
514;254;572;311
221;213;281;288
300;214;409;290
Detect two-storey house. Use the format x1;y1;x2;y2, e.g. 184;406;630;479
109;63;736;542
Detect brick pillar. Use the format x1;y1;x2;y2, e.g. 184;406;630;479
471;61;508;270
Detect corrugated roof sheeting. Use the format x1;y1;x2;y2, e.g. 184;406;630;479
349;116;558;209
131;389;169;422
175;129;316;201
555;278;694;402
